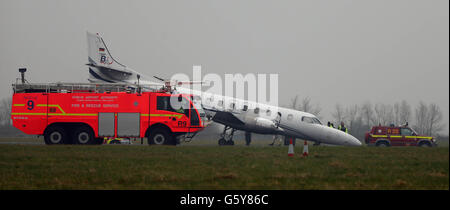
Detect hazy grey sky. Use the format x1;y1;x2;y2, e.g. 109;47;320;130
1;0;448;133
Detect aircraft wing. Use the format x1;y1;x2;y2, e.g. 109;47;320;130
211;111;245;127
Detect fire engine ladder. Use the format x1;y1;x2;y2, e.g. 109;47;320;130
12;82;165;94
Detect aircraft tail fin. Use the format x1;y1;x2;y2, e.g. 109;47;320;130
85;32;161;86
86;31;126;69
86;31;137;83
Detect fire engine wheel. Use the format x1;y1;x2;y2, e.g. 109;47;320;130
418;141;432;147
72;126;95;145
376;141;389;147
44;126;68;145
148;129;175;145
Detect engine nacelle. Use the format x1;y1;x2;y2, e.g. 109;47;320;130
254;117;280;131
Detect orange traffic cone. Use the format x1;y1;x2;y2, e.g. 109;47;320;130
288;138;294;157
302;140;309;157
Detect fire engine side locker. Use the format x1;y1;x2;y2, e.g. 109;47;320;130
98;112;115;137
98;112;141;137
117;113;140;137
98;93;147;138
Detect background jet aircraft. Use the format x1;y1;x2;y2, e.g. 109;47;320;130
86;32;361;146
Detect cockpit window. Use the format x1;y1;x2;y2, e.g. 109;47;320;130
302;116;314;124
302;116;322;125
312;118;322;125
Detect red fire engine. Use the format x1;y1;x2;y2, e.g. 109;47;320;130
11;82;206;145
365;125;436;147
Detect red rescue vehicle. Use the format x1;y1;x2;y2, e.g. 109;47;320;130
365;125;436;147
11;82;206;145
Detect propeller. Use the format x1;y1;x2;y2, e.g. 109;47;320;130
153;76;165;81
153;75;206;90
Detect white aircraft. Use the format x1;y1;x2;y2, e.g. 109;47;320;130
86;31;361;146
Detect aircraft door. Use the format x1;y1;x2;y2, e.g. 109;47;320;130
274;112;282;128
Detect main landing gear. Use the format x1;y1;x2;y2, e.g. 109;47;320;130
218;125;235;146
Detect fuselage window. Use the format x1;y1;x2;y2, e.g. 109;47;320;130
287;114;293;121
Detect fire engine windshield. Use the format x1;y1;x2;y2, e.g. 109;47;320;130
192;95;206;118
401;127;417;136
157;96;189;117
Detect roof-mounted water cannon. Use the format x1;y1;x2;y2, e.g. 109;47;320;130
137;74;141;94
153;75;205;94
19;68;27;84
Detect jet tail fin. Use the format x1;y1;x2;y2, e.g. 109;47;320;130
86;31;137;83
86;31;128;70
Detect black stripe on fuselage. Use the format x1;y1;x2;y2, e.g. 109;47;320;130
89;68;115;83
278;124;314;140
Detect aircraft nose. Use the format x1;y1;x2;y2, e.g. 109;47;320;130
341;132;362;146
349;136;362;146
318;126;362;146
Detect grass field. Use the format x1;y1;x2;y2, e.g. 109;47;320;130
0;139;448;190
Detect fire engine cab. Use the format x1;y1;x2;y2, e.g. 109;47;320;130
365;125;436;147
11;82;206;145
